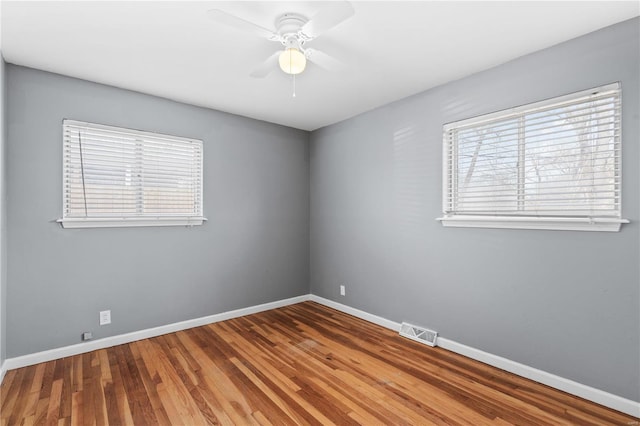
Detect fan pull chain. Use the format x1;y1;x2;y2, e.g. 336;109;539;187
292;74;297;98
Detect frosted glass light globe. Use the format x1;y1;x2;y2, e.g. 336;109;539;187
279;48;306;75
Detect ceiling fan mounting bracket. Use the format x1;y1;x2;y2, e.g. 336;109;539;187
275;13;310;40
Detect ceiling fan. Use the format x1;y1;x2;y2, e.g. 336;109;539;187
207;2;354;78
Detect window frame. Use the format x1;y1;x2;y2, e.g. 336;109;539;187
438;83;628;232
58;120;205;229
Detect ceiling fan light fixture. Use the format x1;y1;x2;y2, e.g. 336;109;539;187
279;48;306;75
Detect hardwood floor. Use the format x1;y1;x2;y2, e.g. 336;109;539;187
1;301;637;425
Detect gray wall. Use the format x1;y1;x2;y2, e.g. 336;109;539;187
0;53;6;368
6;65;309;357
310;18;640;401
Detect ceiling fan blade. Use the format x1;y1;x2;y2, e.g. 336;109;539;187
250;51;281;78
207;9;277;40
305;49;345;72
301;2;354;39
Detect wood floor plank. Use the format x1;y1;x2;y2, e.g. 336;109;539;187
106;345;135;425
147;336;213;425
6;362;36;425
129;341;172;426
1;301;637;425
21;363;46;422
45;379;63;426
1;368;26;422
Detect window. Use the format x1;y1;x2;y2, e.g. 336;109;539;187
439;83;627;232
59;120;204;228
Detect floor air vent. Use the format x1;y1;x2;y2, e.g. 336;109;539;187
399;322;438;347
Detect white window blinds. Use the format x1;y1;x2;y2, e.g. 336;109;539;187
440;83;627;232
60;120;204;228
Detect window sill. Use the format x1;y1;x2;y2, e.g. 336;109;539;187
57;217;206;229
436;215;629;232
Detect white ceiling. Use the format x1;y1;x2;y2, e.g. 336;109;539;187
1;1;638;131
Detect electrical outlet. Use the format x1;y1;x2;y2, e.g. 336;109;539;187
340;285;346;296
100;310;111;325
82;332;93;341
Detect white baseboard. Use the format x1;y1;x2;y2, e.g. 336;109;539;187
3;294;310;373
0;360;6;384
310;295;640;418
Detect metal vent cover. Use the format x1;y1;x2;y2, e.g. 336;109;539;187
399;322;438;347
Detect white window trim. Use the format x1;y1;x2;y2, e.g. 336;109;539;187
437;83;628;232
57;217;206;229
59;120;206;229
437;215;628;232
